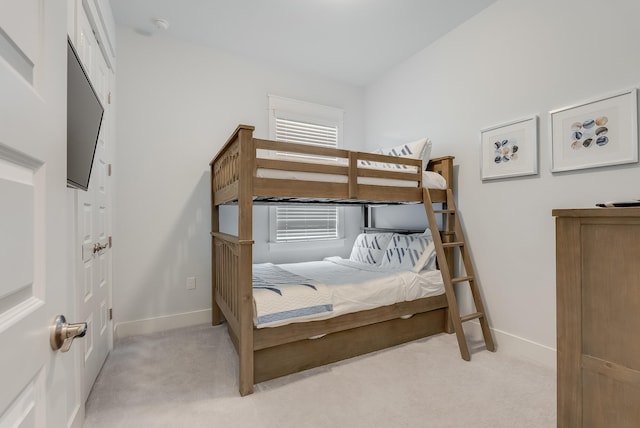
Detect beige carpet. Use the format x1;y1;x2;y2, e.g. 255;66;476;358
84;324;556;428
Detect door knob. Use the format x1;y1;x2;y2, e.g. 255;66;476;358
50;315;87;352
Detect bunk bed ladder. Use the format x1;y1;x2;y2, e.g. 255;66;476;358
423;188;495;361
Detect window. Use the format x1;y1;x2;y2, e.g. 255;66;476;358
274;204;339;242
274;118;338;157
268;95;344;243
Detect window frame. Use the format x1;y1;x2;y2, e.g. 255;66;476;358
267;95;345;245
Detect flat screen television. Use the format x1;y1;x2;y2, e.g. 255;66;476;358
67;37;104;191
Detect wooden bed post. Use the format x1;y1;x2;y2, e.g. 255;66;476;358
237;126;256;396
210;161;222;326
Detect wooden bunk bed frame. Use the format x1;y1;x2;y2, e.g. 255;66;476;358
210;124;458;396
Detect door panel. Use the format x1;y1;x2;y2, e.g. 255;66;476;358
76;7;95;80
0;2;68;426
0;167;34;301
0;150;46;422
0;0;38;83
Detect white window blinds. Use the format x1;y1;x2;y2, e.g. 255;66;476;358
275;204;339;242
275;118;338;150
268;96;343;243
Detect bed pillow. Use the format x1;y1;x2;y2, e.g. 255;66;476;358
376;138;432;170
423;171;447;190
379;232;436;272
349;233;394;266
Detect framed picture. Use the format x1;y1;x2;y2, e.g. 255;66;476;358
550;88;638;172
480;115;538;180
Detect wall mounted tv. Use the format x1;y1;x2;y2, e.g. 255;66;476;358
67;37;104;191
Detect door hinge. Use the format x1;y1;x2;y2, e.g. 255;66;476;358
108;308;113;321
107;164;112;176
108;91;111;105
108;236;112;248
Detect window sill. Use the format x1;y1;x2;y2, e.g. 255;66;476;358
268;238;346;253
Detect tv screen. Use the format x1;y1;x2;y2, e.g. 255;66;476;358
67;38;104;191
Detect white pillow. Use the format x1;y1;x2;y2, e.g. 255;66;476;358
349;233;394;265
377;138;432;170
423;171;447;190
379;232;436;272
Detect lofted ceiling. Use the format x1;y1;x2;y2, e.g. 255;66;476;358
108;0;497;86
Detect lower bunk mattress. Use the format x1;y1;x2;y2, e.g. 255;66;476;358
252;257;444;328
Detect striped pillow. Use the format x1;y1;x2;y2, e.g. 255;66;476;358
349;233;394;265
379;232;436;272
380;138;432;169
358;138;431;171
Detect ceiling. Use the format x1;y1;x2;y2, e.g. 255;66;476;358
108;0;497;86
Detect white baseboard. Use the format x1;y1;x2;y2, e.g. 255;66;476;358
466;322;556;370
114;309;212;340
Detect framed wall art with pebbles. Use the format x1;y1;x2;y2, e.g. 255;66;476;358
550;87;638;172
480;115;538;181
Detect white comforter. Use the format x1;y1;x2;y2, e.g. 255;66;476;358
252;264;333;327
253;257;444;328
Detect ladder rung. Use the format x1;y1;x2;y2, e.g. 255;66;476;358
441;231;455;236
442;241;464;248
452;276;474;284
432;209;456;214
460;312;483;323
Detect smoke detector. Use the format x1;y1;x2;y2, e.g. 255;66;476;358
153;18;170;30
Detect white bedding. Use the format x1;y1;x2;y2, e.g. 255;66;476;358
253;257;444;328
256;153;447;190
252;264;333;327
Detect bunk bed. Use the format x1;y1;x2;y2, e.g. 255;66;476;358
210;124;473;396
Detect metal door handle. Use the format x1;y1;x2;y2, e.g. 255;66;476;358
50;315;87;352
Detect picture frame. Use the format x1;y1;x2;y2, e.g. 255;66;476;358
480;115;538;180
549;88;638;172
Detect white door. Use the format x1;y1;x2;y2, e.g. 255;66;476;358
74;8;113;401
76;130;112;403
0;2;72;428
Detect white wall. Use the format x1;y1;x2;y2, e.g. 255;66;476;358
113;28;364;329
365;0;640;364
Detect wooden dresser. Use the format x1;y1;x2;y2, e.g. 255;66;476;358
553;207;640;427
